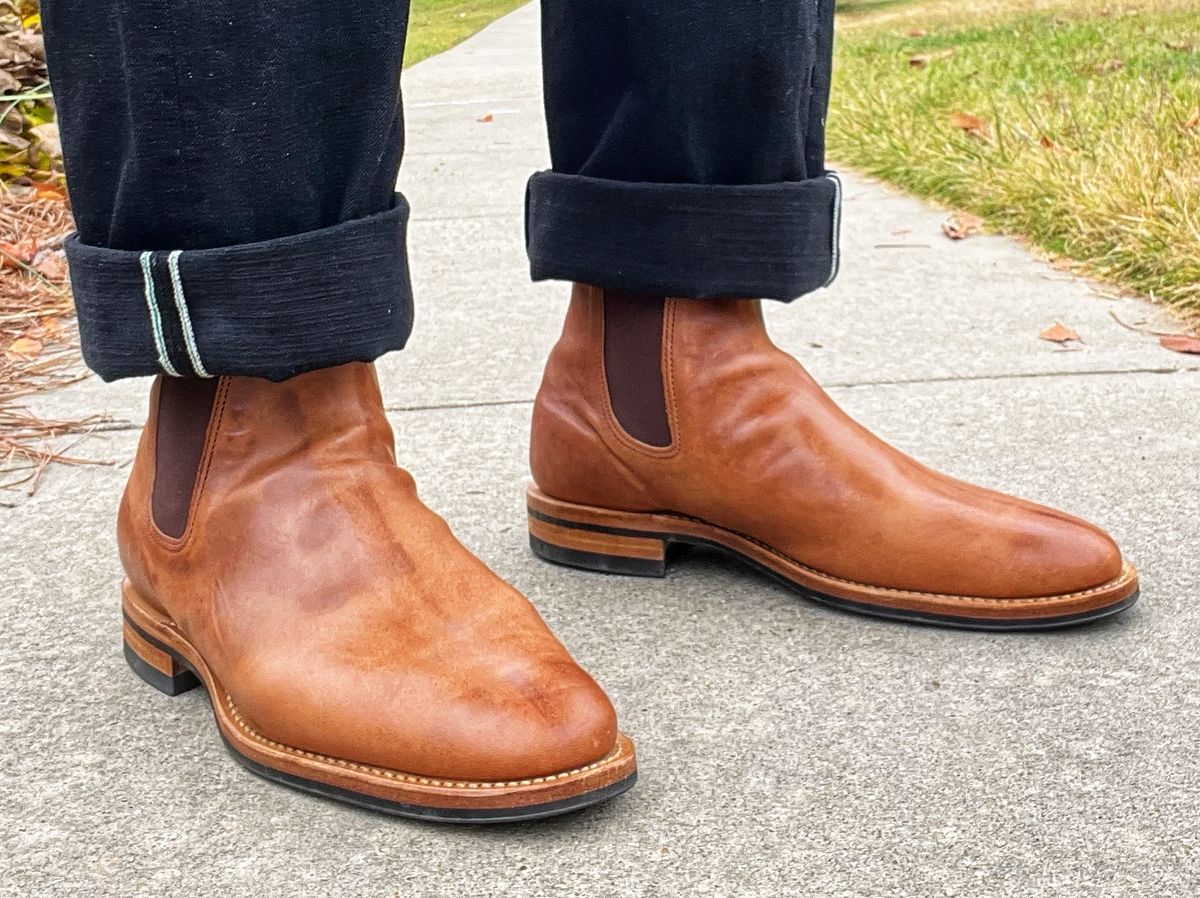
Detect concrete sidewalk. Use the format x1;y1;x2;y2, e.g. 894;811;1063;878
3;5;1198;896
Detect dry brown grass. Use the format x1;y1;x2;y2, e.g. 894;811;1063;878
0;189;108;495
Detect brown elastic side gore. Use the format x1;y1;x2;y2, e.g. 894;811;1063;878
602;290;672;447
152;376;220;538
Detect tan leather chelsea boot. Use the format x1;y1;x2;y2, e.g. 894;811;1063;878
120;362;635;821
526;285;1139;630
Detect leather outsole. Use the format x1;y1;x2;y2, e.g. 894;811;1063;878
121;582;637;823
526;485;1140;631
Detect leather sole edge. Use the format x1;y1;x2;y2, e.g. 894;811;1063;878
526;485;1140;631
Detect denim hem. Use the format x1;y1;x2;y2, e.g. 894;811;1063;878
525;171;842;301
64;194;414;382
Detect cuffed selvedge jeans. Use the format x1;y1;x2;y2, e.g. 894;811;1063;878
41;0;838;383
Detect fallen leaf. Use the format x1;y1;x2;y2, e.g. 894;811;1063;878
16;31;43;59
34;252;67;281
6;335;43;360
950;111;984;131
0;128;29;151
1040;322;1081;344
1183;108;1200;131
32;181;65;200
476;113;493;123
0;239;37;267
942;212;984;240
37;316;63;340
1159;334;1200;354
909;48;955;68
949;111;991;141
1039;135;1058;150
30;122;61;159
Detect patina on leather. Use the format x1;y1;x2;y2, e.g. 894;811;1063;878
120;363;624;785
530;284;1133;611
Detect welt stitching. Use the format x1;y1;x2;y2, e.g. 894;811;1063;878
128;592;628;790
681;508;1137;604
550;501;1136;606
220;691;621;789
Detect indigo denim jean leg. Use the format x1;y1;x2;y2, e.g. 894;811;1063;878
41;0;414;382
41;0;839;384
528;0;840;301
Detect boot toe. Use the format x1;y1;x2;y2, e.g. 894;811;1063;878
236;658;620;784
424;664;620;782
1019;511;1125;596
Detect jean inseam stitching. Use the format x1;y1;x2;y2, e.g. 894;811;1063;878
139;252;181;377
166;250;212;378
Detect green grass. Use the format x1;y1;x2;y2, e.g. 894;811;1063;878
404;0;528;67
829;0;1200;310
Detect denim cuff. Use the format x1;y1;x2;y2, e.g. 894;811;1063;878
64;195;413;382
525;171;842;301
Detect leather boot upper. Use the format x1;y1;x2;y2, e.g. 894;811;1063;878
120;363;617;781
531;284;1124;601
